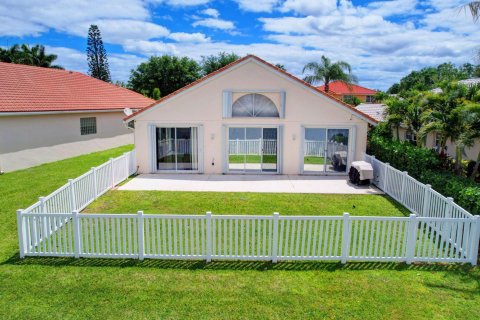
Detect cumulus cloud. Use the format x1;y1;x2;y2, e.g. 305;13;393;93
281;0;338;16
234;0;279;12
169;32;211;43
192;18;235;30
201;8;220;18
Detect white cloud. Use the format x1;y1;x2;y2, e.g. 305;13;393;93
363;0;419;17
234;0;279;13
0;16;47;37
281;0;338;16
201;8;220;18
122;39;178;56
147;0;211;6
192;18;235;30
169;32;210;43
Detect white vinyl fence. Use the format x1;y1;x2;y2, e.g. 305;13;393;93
304;141;348;158
229;139;277;155
17;212;480;264
16;149;480;265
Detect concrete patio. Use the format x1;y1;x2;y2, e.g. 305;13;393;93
119;174;383;194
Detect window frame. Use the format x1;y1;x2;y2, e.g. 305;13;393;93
80;117;97;136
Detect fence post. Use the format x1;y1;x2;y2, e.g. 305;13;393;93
383;163;390;192
124;152;130;179
110;158;115;188
406;214;417;264
138;211;144;261
72;210;81;258
68;179;76;212
91;167;98;199
206;211;212;263
17;209;25;258
341;213;350;264
469;216;480;266
422;184;432;217
400;171;408;203
271;212;279;263
445;197;454;219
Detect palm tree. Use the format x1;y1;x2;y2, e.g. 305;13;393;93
302;56;357;92
465;2;480;21
384;97;408;140
18;45;63;69
460;103;480;179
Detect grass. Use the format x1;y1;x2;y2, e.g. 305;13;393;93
229;154;277;164
0;145;479;319
84;191;410;216
304;156;327;164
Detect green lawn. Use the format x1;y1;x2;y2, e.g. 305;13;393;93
304;156;327;165
84;191;410;217
229;154;277;164
0;146;479;319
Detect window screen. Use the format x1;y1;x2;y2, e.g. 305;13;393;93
232;93;279;117
80;117;97;135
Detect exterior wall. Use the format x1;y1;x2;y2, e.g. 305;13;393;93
0;111;130;153
133;60;370;175
396;127;480;161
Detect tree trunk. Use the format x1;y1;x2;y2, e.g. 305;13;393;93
325;82;329;93
470;150;480;181
396;126;400;140
454;144;463;175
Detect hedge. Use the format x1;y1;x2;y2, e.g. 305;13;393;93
367;135;480;215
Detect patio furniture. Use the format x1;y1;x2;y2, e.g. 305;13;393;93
349;161;373;185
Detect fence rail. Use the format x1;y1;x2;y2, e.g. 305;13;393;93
17;212;480;264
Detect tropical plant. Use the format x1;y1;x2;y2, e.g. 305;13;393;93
302;56;357;92
459;103;480;179
464;1;480;21
87;25;111;82
200;52;239;75
128;55;201;98
384;96;408;140
343;95;362;106
0;44;63;68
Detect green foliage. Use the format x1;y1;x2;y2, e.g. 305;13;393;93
343;95;362;106
128;55;201;98
302;55;357;92
87;25;111;82
368;135;440;178
368;135;480;214
200;52;239;75
152;87;161;100
0;44;63;69
387;62;478;94
274;63;286;71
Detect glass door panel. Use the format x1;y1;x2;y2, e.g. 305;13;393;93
156;127;198;171
157;128;176;170
228;127;246;172
245;128;262;172
303;128;326;173
326;129;349;173
262;128;277;172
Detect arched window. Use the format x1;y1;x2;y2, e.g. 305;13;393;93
232;93;279;117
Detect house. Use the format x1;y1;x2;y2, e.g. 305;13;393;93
125;55;377;175
0;62;154;172
318;81;377;103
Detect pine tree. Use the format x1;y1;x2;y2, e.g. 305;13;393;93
87;25;111;82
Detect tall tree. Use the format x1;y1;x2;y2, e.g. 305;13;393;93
87;25;111;82
465;2;480;21
200;52;239;75
128;55;201;98
0;44;62;68
302;56;357;92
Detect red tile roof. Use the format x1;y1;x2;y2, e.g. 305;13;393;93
125;55;378;124
318;81;377;95
0;62;154;113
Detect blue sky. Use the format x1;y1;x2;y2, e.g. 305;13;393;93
0;0;478;90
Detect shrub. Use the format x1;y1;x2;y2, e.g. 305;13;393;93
368;135;480;215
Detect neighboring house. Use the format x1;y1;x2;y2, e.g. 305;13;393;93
0;62;154;172
355;103;386;122
318;81;377;103
430;78;480;94
125;55;377;175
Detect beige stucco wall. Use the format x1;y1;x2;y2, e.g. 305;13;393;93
397;127;480;161
132;59;370;175
0;111;130;154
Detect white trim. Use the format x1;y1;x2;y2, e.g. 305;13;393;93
0;109;127;117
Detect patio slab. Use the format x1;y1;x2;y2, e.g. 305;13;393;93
119;174;383;194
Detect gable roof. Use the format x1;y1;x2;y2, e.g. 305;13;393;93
318;81;377;95
0;62;154;113
355;103;386;123
124;55;378;124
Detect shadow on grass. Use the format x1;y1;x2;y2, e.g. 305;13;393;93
3;253;477;274
381;195;412;217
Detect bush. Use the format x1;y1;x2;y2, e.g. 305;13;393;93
368;135;480;215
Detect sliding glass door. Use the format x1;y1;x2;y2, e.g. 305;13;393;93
303;128;349;174
156;127;198;171
228;127;278;173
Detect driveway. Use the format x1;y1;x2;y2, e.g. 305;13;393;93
119;174;383;194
